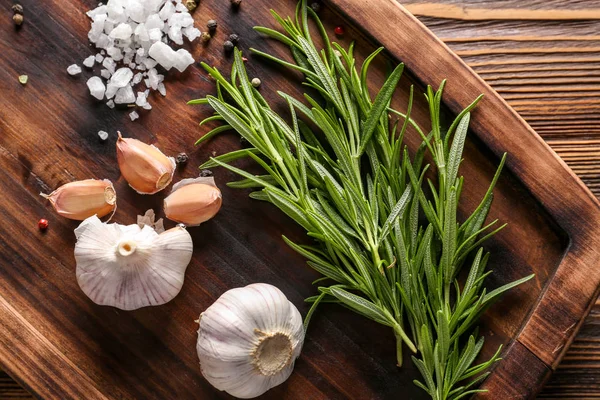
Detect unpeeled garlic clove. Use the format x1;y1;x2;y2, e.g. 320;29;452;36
163;177;222;226
74;214;193;310
116;132;176;195
40;179;116;220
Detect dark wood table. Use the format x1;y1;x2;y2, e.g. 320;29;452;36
1;0;599;398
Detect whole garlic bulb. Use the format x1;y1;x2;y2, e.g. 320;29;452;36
74;214;193;310
197;283;304;399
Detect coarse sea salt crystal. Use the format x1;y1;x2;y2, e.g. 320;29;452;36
168;26;183;45
148;41;176;70
158;1;175;21
107;2;125;22
106;99;115;108
83;56;96;68
95;53;104;63
142;57;157;69
96;34;112;49
110;67;133;87
147;28;162;43
105;84;119;99
87;76;105;100
67;64;82;75
144;0;163;14
173;48;194;72
147;68;162;89
145;13;164;31
157;82;166;96
98;130;109;140
107;46;123;61
169;12;193;28
125;0;145;23
109;23;133;40
100;69;111;79
86;5;107;19
115;86;136;104
129;110;139;121
175;2;188;12
102;57;116;74
133;72;143;84
135;91;147;106
184;26;201;41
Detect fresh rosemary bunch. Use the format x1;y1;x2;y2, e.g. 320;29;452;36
189;1;533;398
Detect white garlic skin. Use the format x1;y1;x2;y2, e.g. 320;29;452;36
197;283;304;399
74;215;193;310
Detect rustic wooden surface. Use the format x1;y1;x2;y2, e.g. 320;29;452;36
1;0;599;399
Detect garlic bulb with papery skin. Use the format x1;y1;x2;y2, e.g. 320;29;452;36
164;177;222;226
116;132;176;194
40;179;116;220
197;283;304;398
74;214;193;310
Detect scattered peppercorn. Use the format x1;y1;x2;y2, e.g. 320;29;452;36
176;152;189;164
230;0;242;7
310;2;321;12
228;33;239;45
200;31;211;43
207;19;217;33
18;75;28;85
223;40;234;53
12;4;23;14
251;77;261;88
13;13;23;26
38;218;49;231
185;0;197;11
199;169;213;177
241;56;248;62
334;26;345;36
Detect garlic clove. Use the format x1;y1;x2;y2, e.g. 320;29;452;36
116;132;176;195
40;179;116;220
74;215;193;310
197;283;304;398
163;176;222;226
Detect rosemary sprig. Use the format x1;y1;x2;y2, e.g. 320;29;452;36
189;2;533;398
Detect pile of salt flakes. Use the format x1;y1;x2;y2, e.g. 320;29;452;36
68;0;201;121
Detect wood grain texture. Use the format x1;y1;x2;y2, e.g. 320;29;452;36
1;0;599;399
404;0;600;200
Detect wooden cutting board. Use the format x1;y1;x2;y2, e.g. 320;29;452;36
1;0;600;398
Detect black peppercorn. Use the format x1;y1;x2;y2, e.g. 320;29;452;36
199;169;213;177
12;4;23;14
207;19;217;33
176;153;189;164
228;33;239;45
310;2;321;12
231;0;242;7
240;136;250;147
223;40;234;53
